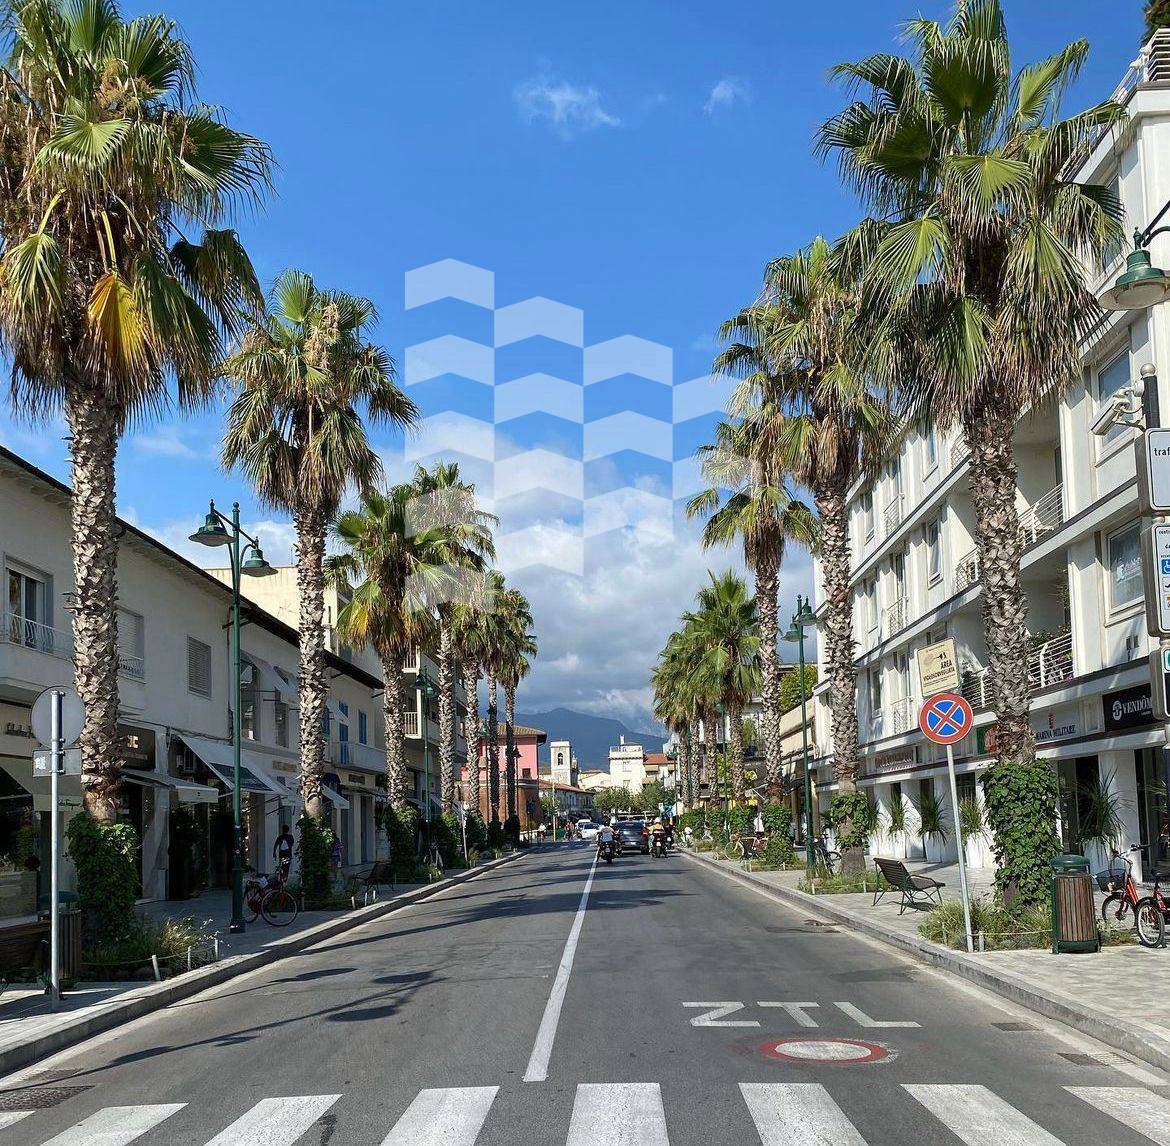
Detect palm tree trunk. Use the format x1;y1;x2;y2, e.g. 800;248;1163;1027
815;476;862;872
755;548;783;801
964;410;1034;767
505;683;517;819
487;676;500;824
437;617;455;813
728;705;745;801
66;387;121;823
383;658;408;809
295;502;329;818
462;659;482;818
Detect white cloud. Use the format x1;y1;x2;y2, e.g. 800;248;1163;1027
514;74;620;138
128;424;207;461
704;76;751;116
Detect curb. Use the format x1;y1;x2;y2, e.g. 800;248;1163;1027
0;851;527;1079
682;848;1170;1075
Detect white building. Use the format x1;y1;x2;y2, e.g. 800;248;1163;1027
608;737;647;792
548;740;576;787
0;445;391;907
578;769;611;791
811;33;1170;881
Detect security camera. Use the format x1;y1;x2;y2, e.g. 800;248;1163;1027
1091;395;1129;437
1091;378;1146;437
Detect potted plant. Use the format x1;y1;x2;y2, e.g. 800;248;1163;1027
887;791;907;855
958;796;987;866
918;790;949;864
1076;770;1124;868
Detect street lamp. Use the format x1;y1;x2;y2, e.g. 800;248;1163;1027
1102;217;1170;312
783;594;817;875
714;702;729;843
416;668;437;830
189;501;275;933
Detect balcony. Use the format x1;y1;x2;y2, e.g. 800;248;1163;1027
1018;484;1064;549
883;497;903;536
883;597;907;637
2;612;143;682
328;739;384;770
960;630;1075;712
403;711;420;738
889;696;913;736
955;549;981;593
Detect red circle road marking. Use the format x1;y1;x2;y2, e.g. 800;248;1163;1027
758;1037;892;1064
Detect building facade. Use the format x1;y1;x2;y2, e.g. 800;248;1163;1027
549;739;577;787
811;35;1170;880
608;737;647;791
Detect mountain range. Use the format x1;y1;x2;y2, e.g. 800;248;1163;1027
516;707;665;769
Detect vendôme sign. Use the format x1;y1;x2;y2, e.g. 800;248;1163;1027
1102;684;1154;732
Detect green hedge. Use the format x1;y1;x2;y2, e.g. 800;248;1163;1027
383;805;419;878
66;815;139;948
981;760;1060;906
296;814;335;903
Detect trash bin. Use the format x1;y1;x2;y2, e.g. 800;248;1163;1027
1050;855;1100;954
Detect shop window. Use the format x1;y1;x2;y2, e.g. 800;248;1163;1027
1107;521;1142;611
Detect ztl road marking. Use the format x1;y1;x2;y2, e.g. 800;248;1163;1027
683;1001;920;1029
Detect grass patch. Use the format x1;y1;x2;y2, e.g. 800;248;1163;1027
798;867;882;894
917;896;1136;950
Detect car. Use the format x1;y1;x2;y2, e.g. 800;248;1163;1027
577;821;600;842
615;820;649;854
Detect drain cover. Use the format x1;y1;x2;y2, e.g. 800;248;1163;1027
0;1085;90;1111
993;1021;1039;1032
1060;1051;1133;1067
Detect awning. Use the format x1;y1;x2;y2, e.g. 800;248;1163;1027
263;771;350;811
177;734;287;796
120;769;219;804
250;656;299;708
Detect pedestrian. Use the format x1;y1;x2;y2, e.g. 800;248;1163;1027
538;821;547;845
331;835;343;872
272;823;295;880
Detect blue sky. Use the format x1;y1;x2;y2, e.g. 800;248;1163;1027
0;0;1148;727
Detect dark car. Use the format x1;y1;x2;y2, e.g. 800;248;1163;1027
616;820;649;854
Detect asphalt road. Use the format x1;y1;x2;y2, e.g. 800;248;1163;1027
0;843;1166;1144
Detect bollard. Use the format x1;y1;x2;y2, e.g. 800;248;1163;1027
187;945;192;972
978;930;986;952
213;937;220;961
151;955;161;982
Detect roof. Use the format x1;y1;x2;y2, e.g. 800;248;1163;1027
485;721;547;743
0;445;384;692
644;753;670;765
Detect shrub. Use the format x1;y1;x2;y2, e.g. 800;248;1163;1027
464;812;487;854
12;823;37;867
981;760;1060;906
759;802;792;838
1148;0;1170;37
296;814;335;904
82;914;216;981
798;867;881;893
779;664;818;713
756;834;795;871
679;809;705;835
915;895;1078;951
503;813;521;847
430;813;462;867
826;791;875;850
487;819;505;849
918;790;949;863
384;805;419;877
66;814;139;947
727;804;754;839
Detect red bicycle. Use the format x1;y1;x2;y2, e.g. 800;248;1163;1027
1100;845;1166;948
243;869;299;927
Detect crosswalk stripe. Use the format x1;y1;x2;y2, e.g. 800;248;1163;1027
1067;1086;1170;1144
740;1083;866;1145
203;1094;342;1146
905;1084;1063;1145
39;1103;186;1145
380;1086;498;1145
0;1111;33;1131
567;1083;668;1146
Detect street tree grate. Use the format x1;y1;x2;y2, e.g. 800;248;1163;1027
0;1085;91;1110
1059;1051;1133;1067
992;1021;1039;1031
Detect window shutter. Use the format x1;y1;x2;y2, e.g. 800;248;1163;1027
187;636;212;696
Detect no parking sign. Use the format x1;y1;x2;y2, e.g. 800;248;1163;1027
918;693;973;745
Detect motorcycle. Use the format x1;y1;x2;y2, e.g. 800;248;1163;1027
651;834;668;859
599;839;616;865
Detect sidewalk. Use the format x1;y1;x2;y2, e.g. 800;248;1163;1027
0;851;524;1078
684;849;1170;1074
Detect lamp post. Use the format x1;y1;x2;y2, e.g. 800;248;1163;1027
783;594;817;875
714;702;729;843
479;719;491;822
416;668;437;831
189;501;276;933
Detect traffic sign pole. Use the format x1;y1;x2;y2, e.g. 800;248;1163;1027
49;689;61;1010
919;693;975;954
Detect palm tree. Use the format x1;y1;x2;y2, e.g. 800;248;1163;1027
222;271;417;816
0;0;272;820
497;588;536;821
450;590;491;818
720;236;897;858
819;0;1124;772
688;417;817;799
326;485;458;809
409;463;496;813
651;649;695;807
686;572;759;801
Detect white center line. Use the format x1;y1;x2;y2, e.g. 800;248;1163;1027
523;850;599;1082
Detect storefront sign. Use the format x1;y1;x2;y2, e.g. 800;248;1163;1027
977;706;1080;754
117;725;156;769
916;639;960;696
1103;684;1155;732
346;772;368;788
871;746;916;774
268;759;297;776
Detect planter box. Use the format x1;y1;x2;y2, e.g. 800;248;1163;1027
0;870;38;917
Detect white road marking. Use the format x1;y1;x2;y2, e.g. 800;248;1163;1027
834;1002;919;1028
381;1086;499;1145
567;1083;668;1146
760;1001;820;1027
203;1094;341;1145
40;1103;186;1145
770;1040;874;1062
523;851;598;1081
682;1002;759;1027
905;1084;1063;1145
0;1112;33;1130
1067;1086;1170;1144
740;1083;866;1145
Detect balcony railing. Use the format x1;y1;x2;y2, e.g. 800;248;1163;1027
883;596;907;637
889;696;913;735
404;711;420;738
1018;484;1064;549
883;497;903;535
955;549;981;592
959;630;1075;712
3;612;145;680
950;438;969;470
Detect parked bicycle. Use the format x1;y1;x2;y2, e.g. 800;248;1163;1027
243;869;299;927
1099;845;1165;948
813;835;840;873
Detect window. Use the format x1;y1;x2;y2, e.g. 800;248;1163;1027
1097;346;1131;445
240;660;258;741
923;428;938;473
861;491;875;538
274;689;289;748
116;608;144;678
358;710;368;745
339;701;349;718
522;767;532;778
892;551;905;595
187;636;212;696
6;562;48;649
865;579;878;630
926;520;941;584
869;669;882;713
1108;521;1142;610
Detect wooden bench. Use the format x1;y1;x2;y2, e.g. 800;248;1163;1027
873;857;945;914
0;920;49;977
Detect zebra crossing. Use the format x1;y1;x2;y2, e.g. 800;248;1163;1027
3;1080;1170;1144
